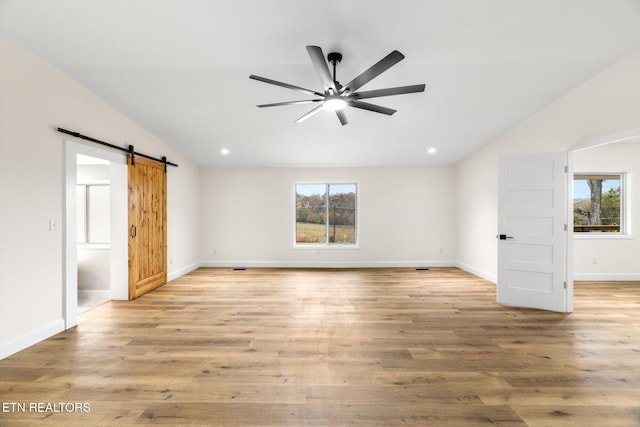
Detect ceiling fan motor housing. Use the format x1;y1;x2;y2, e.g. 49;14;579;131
327;52;342;65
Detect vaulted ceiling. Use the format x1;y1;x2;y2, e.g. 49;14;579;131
2;0;640;167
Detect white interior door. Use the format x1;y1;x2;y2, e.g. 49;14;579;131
497;152;571;313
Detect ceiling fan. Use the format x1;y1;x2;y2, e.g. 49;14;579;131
249;45;426;125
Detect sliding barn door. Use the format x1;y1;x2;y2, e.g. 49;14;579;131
128;156;167;300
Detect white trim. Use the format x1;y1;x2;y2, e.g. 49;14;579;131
573;234;634;240
566;150;575;313
570;128;640;152
168;262;202;281
109;161;129;300
0;319;65;359
78;289;111;299
77;179;110;185
293;244;361;250
455;261;497;284
573;273;640;281
201;260;456;269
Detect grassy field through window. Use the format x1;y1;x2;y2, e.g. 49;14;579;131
296;183;357;244
296;222;356;244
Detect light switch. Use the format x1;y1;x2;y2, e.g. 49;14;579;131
49;218;58;231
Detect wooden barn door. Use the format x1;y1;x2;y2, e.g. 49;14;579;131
128;155;167;300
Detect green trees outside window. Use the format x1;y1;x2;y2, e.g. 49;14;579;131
296;183;357;244
573;174;622;233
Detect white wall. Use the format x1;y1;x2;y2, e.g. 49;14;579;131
455;51;640;281
200;166;456;267
0;39;201;358
77;164;109;181
572;140;640;280
77;248;111;291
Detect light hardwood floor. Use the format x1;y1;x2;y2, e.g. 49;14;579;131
1;267;639;426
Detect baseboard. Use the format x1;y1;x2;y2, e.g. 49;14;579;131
0;319;65;360
200;260;457;269
168;262;202;281
78;289;111;299
455;262;497;284
452;264;640;283
170;260;640;283
573;273;640;281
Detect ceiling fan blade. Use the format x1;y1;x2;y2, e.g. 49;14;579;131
353;84;426;100
335;110;348;126
348;100;397;116
250;74;323;97
257;99;323;108
306;45;337;94
295;104;325;123
341;50;405;94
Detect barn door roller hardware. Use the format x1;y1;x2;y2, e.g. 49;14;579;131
58;128;178;171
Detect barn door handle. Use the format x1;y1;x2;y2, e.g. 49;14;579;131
497;234;513;240
130;225;137;238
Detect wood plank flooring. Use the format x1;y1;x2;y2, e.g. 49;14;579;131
1;267;639;426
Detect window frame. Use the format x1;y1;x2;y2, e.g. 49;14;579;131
293;181;359;248
572;172;631;239
76;181;111;245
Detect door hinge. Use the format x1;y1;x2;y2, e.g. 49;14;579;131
564;165;568;173
564;224;568;231
563;281;567;289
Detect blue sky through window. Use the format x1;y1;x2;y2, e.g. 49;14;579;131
574;179;620;199
296;183;355;196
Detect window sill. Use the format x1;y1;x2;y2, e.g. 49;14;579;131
574;233;633;240
294;244;360;250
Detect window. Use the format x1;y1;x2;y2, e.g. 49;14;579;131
573;174;624;234
295;183;357;245
77;184;110;243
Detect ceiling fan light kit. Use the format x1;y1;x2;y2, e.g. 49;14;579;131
323;96;347;111
250;45;426;125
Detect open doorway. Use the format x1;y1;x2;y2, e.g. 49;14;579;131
571;133;640;281
64;140;128;329
76;154;112;313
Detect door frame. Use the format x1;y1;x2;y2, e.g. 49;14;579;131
565;128;640;305
63;139;128;329
496;129;640;313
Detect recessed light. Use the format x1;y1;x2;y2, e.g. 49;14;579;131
427;147;437;154
220;148;230;155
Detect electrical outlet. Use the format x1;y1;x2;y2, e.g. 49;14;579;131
592;257;598;265
169;257;173;265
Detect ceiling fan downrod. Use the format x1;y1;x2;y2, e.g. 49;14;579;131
327;52;342;88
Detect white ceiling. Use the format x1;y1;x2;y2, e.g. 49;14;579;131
2;0;640;167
